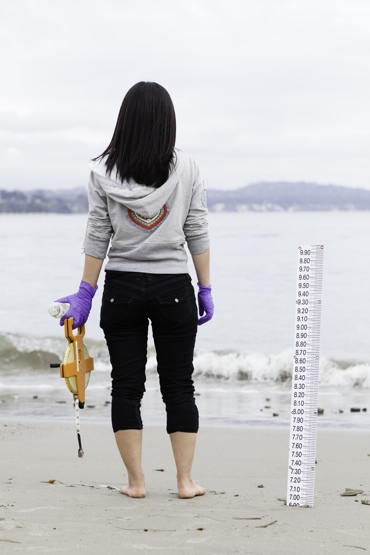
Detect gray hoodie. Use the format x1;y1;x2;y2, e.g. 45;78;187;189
83;150;209;274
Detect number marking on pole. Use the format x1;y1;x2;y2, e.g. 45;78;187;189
287;245;324;507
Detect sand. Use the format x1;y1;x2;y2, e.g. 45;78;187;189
1;419;370;554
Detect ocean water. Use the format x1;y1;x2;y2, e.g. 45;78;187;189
1;212;370;428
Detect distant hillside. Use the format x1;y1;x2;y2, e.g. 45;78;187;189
206;182;370;212
1;182;370;213
0;188;88;213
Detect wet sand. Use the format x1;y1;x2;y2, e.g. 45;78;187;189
1;420;370;554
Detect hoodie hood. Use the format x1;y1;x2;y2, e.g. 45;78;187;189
89;151;186;219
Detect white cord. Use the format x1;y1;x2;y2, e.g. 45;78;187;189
74;395;84;458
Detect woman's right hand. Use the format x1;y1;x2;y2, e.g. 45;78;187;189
54;281;98;329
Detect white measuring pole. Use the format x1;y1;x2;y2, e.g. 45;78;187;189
287;245;324;507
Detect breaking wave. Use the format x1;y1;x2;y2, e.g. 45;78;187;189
1;333;370;389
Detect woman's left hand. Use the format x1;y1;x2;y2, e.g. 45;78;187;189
197;283;214;325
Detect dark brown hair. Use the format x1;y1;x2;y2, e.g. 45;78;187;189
93;82;176;188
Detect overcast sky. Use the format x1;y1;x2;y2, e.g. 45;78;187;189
1;0;370;191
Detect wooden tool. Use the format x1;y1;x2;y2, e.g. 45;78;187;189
59;318;94;409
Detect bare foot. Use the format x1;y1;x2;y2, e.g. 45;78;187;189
120;484;146;498
178;482;206;499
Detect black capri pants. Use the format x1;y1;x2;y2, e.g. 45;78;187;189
100;271;199;434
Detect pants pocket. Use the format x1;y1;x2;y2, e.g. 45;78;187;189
157;289;193;323
100;292;133;329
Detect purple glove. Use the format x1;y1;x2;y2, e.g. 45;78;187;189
55;281;98;329
197;283;214;325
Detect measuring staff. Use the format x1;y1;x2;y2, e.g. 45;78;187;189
287;245;324;507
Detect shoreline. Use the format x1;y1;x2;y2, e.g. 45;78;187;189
1;420;370;554
1;378;369;431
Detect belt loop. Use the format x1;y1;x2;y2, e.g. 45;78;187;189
146;273;153;281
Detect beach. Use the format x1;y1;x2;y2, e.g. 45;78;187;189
1;211;370;553
1;420;370;554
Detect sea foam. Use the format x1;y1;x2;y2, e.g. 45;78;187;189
1;333;369;389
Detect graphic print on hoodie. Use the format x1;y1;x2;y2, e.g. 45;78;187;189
128;204;168;231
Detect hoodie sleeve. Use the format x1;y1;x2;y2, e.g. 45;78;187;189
82;172;113;259
184;160;210;254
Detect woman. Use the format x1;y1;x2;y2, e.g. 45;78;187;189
55;81;214;499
